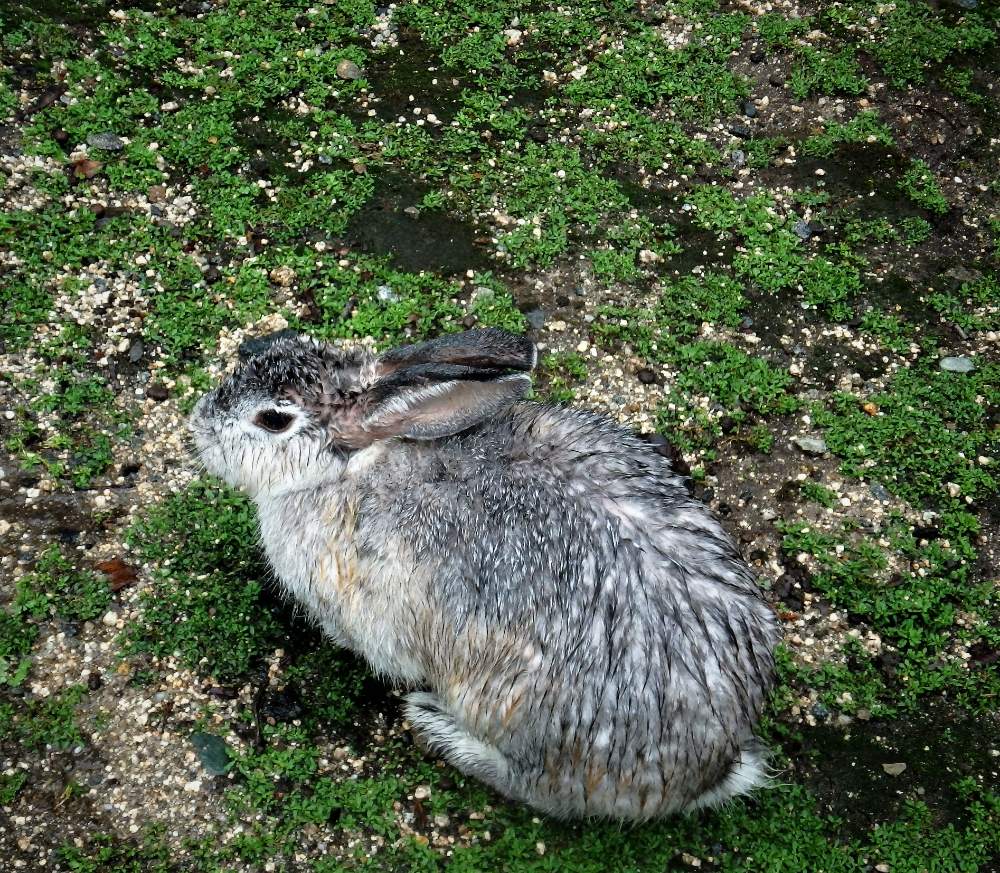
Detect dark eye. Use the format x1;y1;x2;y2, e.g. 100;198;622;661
254;409;295;433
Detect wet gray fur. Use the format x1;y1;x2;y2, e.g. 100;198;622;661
189;328;780;820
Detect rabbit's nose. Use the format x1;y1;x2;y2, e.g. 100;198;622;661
238;328;300;361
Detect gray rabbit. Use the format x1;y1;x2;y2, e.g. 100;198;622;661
189;327;780;820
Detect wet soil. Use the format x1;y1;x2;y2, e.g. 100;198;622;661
343;171;493;275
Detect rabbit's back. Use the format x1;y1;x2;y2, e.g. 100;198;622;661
349;403;779;817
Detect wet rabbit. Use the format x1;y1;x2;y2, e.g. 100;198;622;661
189;327;780;820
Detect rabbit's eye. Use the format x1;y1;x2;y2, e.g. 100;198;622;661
254;409;295;433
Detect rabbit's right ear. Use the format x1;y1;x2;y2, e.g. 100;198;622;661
362;367;531;441
340;329;535;443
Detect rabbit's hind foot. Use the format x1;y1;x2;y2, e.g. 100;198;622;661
404;691;512;790
683;741;772;812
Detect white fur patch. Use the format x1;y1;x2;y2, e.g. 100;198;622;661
683;745;771;812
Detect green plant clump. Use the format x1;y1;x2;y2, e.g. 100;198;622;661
123;480;282;684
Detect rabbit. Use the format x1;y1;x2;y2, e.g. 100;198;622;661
188;327;781;821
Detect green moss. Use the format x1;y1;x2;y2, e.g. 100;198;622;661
868;783;1000;873
801;111;895;159
789;47;868;100
743;136;787;169
228;725;409;846
0;612;37;689
800;257;863;321
481;142;628;267
779;516;997;711
466;279;528;333
22;546;111;623
756;12;810;50
124;480;282;684
855;0;997;87
900;160;950;215
675;342;800;418
859;309;915;355
2;545;111;686
538;352;590;404
579;109;719;171
2;685;87;751
57;828;197;873
815;364;998;509
800;481;838;508
145;260;274;365
0;771;27;805
560;14;749;122
899;217;933;246
927;274;1000;334
5;359;130;489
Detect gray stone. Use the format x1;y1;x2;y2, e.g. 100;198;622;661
793;219;812;240
794;435;828;455
869;482;891;502
376;284;398;302
729;149;746;168
743;100;758;118
336;59;362;80
87;132;124;151
944;265;981;284
939;356;975;373
525;309;546;330
191;732;230;776
728;122;752;140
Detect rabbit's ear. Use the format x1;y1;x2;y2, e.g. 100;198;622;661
361;364;531;441
376;328;536;376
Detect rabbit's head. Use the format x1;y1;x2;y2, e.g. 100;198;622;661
189;328;536;496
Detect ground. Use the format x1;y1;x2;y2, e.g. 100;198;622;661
0;0;998;870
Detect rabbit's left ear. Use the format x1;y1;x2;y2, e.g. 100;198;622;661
376;327;536;375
